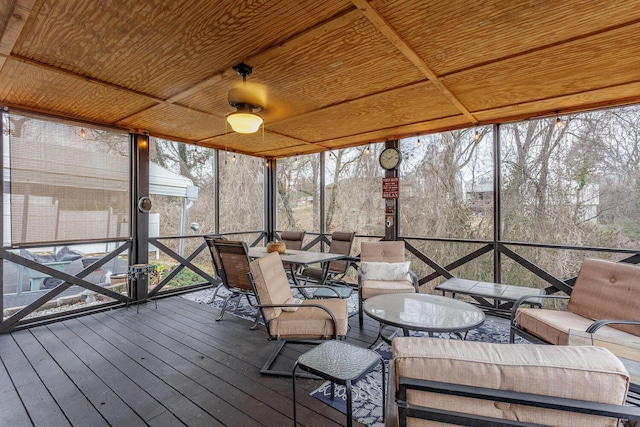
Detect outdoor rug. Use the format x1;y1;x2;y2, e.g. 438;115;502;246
182;286;360;323
182;289;527;427
182;286;264;322
310;318;528;427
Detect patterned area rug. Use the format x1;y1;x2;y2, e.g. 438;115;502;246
181;286;360;323
182;289;531;427
310;318;528;427
188;289;640;425
182;286;262;321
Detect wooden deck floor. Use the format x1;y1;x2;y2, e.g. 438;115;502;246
0;294;382;427
3;294;638;426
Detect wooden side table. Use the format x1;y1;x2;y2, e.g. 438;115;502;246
292;340;385;427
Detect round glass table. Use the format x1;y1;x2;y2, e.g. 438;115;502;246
363;293;485;345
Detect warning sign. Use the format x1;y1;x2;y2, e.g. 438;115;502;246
382;177;399;198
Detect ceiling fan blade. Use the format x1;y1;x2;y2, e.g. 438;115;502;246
228;81;267;109
260;96;292;123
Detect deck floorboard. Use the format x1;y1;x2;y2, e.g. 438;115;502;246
0;294;381;426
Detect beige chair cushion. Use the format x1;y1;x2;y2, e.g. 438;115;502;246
250;251;348;338
361;241;406;263
268;298;348;338
249;251;293;321
281;297;303;312
360;241;415;299
361;279;416;299
568;258;640;336
515;307;637;345
392;337;630;427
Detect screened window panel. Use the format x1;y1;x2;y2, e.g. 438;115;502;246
219;152;264;233
5;111;130;246
324;146;383;236
501;106;640;249
400;130;494;240
277;154;320;233
149;137;211;237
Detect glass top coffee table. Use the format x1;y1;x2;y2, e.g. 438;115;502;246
363;293;485;346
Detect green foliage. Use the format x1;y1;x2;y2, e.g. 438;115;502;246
155;262;207;288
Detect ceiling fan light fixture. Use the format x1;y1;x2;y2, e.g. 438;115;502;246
226;104;263;134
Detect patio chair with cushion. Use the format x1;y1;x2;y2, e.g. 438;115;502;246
510;258;640;345
248;251;349;376
358;241;419;328
204;237;259;326
510;258;640;394
299;231;357;299
279;230;306;251
278;230;306;276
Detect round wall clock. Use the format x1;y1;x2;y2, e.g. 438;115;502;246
379;147;402;170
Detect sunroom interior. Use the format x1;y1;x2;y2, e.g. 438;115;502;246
1;1;640;425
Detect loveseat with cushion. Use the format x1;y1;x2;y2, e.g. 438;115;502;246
510;258;640;345
386;337;638;426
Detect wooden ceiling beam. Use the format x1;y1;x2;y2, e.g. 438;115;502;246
0;0;36;71
3;53;315;147
8;54;167;106
351;0;478;125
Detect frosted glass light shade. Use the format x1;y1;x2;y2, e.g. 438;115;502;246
226;111;263;134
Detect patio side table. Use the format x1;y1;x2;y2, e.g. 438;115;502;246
292;340;385;427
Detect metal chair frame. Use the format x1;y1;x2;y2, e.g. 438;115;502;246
204;236;260;328
299;231;357;299
247;253;348;377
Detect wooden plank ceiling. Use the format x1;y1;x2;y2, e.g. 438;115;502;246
1;0;640;158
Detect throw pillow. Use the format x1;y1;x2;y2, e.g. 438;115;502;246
281;297;303;312
361;261;411;281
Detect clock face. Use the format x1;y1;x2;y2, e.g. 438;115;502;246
379;147;402;170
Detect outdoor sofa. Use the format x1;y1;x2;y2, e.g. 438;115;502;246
510;258;640;346
385;337;638;426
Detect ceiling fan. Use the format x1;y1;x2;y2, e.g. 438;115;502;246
226;63;266;134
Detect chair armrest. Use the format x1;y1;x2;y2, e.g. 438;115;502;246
395;377;640;426
586;319;640;334
408;270;419;292
345;256;360;274
385;361;398;427
510;294;570;326
256;302;340;339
